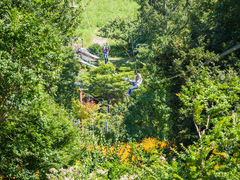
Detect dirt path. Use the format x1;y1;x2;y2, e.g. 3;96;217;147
92;36;107;47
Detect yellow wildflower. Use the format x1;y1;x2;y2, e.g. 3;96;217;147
109;146;114;156
132;155;136;161
142;137;159;153
159;141;168;149
118;144;126;158
120;145;131;163
216;152;227;158
214;164;219;170
102;146;107;156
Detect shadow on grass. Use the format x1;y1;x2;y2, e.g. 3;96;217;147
108;44;137;70
109;44;129;58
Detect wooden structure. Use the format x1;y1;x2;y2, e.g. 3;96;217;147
76;48;101;62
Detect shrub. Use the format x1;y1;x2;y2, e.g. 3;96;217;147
87;43;104;60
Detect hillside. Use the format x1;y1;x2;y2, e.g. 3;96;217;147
76;0;139;47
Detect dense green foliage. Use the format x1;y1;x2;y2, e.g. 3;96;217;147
133;0;240;143
77;62;134;103
1;0;240;179
78;0;240;178
0;0;82;178
87;43;104;60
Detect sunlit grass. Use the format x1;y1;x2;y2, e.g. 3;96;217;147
76;0;139;47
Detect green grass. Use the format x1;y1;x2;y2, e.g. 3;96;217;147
76;0;139;47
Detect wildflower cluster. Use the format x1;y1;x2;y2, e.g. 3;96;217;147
85;137;176;165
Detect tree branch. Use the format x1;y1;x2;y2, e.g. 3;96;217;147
202;115;210;135
193;119;201;139
220;44;240;58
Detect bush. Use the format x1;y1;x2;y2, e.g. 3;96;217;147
0;89;77;178
87;43;104;60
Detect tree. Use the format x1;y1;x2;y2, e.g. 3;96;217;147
0;0;82;123
132;0;240;144
0;0;83;177
72;99;101;136
77;62;133;104
55;49;81;109
99;18;138;49
179;68;240;139
136;0;191;45
0;87;77;178
123;82;171;141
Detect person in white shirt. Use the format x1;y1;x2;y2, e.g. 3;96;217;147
125;73;142;96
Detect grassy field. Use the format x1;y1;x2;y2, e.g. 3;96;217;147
76;0;139;47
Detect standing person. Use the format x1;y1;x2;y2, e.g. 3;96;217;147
104;43;110;64
125;73;142;96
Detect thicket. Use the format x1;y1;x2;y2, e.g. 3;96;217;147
0;0;82;178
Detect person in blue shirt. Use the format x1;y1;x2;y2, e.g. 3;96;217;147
103;43;110;64
125;73;142;96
